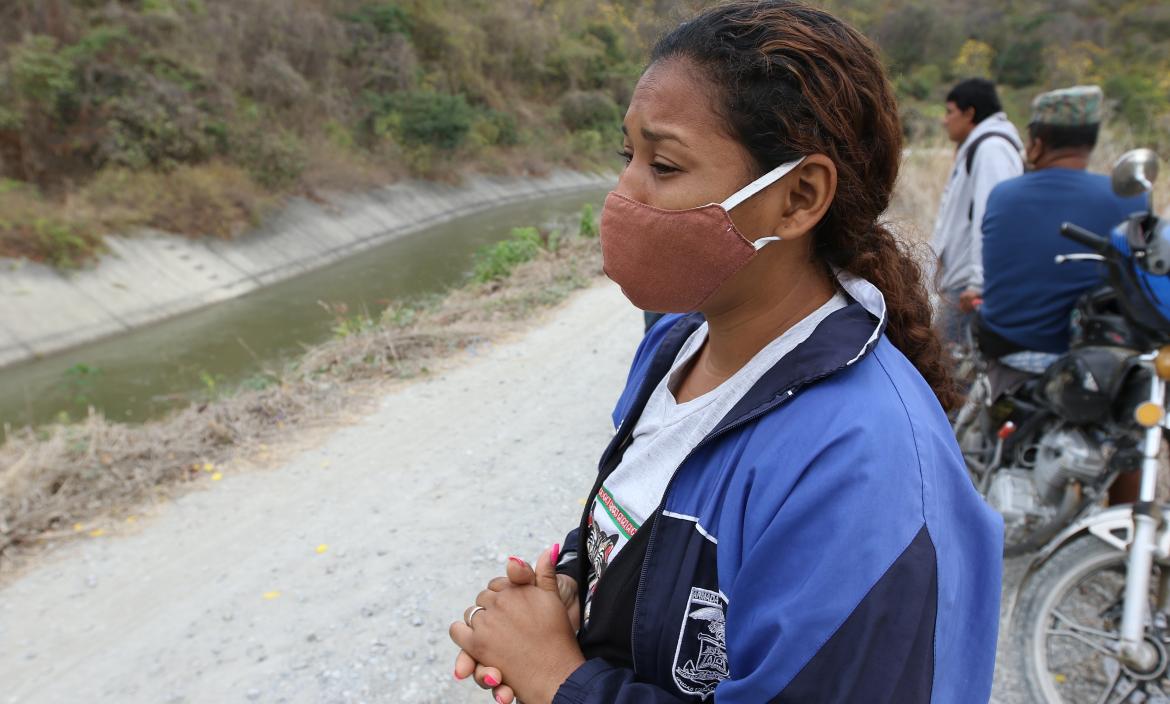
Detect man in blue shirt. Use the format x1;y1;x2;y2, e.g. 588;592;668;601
977;85;1148;364
978;85;1149;505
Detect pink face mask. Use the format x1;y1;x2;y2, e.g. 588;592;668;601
600;157;805;313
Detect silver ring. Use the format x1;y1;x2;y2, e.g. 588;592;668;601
464;605;486;626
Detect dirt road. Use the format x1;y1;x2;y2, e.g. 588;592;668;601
0;281;643;704
1;279;1032;703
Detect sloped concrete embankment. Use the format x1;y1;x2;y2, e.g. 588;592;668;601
0;170;613;369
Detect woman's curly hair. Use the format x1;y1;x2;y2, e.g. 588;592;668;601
653;0;960;410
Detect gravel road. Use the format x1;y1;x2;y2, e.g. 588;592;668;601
0;280;1031;703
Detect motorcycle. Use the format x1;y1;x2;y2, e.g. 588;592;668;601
972;149;1170;703
953;150;1167;558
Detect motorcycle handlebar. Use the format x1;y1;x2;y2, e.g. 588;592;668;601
1060;222;1111;254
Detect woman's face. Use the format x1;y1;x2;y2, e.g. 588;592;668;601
617;59;778;240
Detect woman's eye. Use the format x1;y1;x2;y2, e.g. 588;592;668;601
615;150;677;176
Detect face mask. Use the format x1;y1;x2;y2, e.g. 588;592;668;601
599;157;805;313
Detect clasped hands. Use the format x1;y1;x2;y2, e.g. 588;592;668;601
449;544;585;704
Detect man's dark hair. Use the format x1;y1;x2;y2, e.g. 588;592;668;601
946;78;1003;124
1028;122;1100;151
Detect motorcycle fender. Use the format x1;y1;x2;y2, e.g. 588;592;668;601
1033;505;1141;567
1010;505;1170;622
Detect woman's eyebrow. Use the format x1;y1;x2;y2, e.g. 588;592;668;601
621;123;690;148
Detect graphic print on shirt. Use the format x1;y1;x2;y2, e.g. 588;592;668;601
583;513;619;626
672;587;730;700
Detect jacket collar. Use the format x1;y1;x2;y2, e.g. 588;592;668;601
636;271;888;440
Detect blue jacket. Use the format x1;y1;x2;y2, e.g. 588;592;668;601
554;274;1003;703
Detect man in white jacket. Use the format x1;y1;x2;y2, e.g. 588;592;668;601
930;78;1023;349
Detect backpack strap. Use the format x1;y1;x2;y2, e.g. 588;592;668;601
965;131;1021;221
964;131;1018;174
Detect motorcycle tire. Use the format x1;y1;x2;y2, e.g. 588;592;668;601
1012;535;1170;703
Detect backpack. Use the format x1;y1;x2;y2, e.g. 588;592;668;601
965;131;1022;222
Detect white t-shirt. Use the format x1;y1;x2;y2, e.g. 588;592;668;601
584;292;849;620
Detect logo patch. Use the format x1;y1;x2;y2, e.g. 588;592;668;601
672;587;729;699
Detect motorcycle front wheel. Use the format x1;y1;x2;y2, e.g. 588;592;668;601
1013;536;1170;703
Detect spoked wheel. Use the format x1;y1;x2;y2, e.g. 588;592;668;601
1014;536;1170;703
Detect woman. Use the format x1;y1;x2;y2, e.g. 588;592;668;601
449;2;1003;702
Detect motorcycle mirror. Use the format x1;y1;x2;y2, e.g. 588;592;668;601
1112;148;1160;198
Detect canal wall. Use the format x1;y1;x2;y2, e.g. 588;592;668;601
0;170;615;370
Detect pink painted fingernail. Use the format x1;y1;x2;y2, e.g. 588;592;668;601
508;556;526;567
549;543;560;566
484;674;500;687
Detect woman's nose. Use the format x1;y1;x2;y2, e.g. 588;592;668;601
614;168;650;204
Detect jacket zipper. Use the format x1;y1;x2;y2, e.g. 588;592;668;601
628;362;855;674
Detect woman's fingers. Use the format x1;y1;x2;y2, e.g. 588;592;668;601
474;663;504;690
449;620;474;652
453;649;478;681
492;683;517;703
505;556;536;586
455;652;514;703
556;574;578;607
535;544;560;592
557;574;581;630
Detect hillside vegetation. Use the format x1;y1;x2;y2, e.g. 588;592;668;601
0;0;1166;267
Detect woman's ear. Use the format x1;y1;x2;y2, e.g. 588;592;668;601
771;154;836;241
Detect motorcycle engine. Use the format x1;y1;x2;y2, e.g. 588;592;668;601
986;426;1107;524
1033;427;1108;503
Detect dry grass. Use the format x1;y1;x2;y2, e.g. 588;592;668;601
78;161;278;239
887;124;1170;249
1091;124;1170;212
0;229;601;571
889;139;954;244
0;183;102;268
3;130;1166;571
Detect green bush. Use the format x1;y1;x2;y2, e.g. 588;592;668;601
473;226;543;283
559;90;620;133
895;64;941;101
579;203;598;238
6;35;75;116
103;95;222;171
468;109;520;149
570;129;605;160
342;3;412;37
1104;72;1170;137
0;184;102;267
233;127;307;189
369;90;475;150
98;53;225;171
485;110;520;146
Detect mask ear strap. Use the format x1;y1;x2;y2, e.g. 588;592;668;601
719;156;806;211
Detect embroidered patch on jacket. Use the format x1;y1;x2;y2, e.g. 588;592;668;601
672;587;730;699
583;515;618;627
